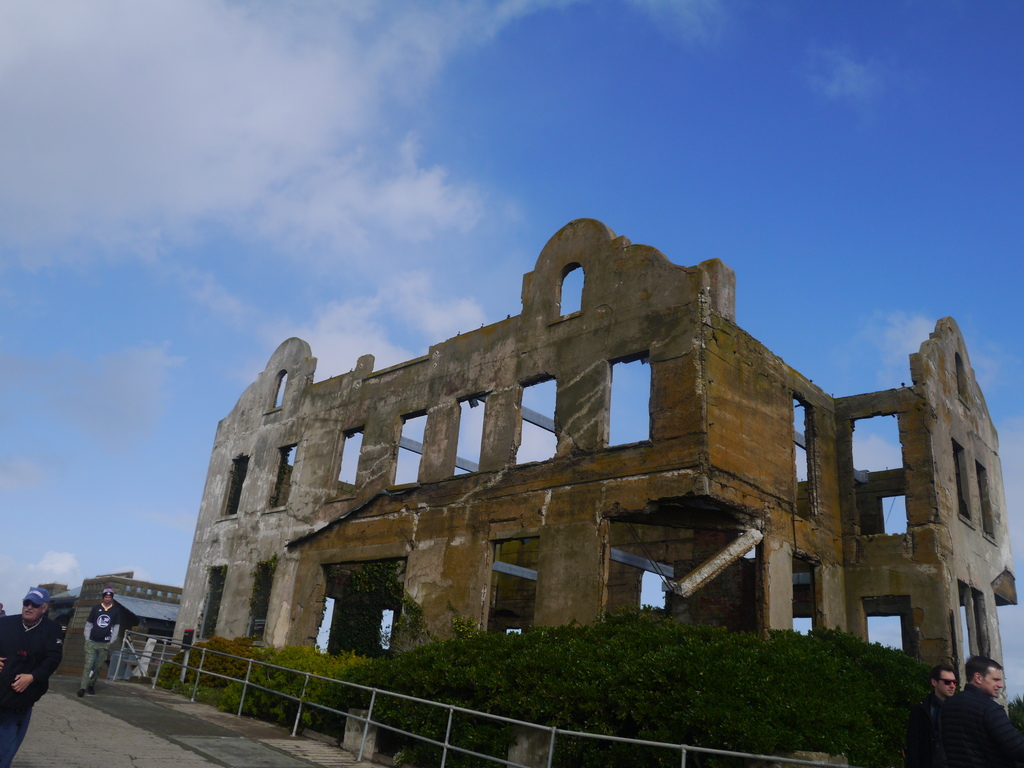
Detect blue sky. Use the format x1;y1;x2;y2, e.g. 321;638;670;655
2;0;1023;693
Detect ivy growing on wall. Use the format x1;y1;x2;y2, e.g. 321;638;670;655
248;555;277;639
324;560;404;658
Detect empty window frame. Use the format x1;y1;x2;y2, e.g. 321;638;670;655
955;353;969;404
223;455;249;516
558;263;584;316
880;495;908;535
489;538;539;634
337;428;364;488
958;581;991;659
952;440;970;519
273;370;288;409
609;355;651;446
269;444;297;508
852;415;903;473
201;565;227;638
517;379;557;464
395;412;427;484
862;594;915;656
792;557;816;633
455;395;487;474
976;461;994;537
793;397;818;519
247;558;276;639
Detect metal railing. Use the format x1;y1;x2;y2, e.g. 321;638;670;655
115;631;863;768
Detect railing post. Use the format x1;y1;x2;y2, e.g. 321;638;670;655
546;727;557;768
238;659;253;717
191;648;206;701
151;637;162;690
113;633;128;681
358;690;378;763
680;744;687;768
291;673;310;737
440;706;455;768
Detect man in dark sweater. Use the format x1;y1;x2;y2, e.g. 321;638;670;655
941;655;1024;768
0;587;63;768
906;663;957;767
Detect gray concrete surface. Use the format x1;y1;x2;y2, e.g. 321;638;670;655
13;676;374;768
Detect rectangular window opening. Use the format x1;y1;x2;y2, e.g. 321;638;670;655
609;355;651;446
455;396;487;475
976;461;994;536
223;455;249;516
322;560;405;657
269;444;297;508
792;557;815;633
201;565;227;639
337;428;364;488
396;413;427;484
953;440;970;519
852;414;903;474
517;379;556;464
488;538;539;633
881;495;908;535
247;558;276;639
863;594;914;655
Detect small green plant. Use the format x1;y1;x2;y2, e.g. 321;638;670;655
1009;695;1024;734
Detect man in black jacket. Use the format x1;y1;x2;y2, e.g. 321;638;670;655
941;655;1024;768
0;587;63;768
906;663;958;767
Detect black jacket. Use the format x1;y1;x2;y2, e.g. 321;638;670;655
906;692;946;768
0;614;63;712
940;683;1024;768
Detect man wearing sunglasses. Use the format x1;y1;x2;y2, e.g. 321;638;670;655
0;587;63;768
905;663;957;768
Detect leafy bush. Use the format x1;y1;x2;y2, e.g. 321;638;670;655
1009;695;1024;734
157;635;265;690
218;644;369;740
335;611;927;768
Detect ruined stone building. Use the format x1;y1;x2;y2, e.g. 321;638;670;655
178;219;1015;672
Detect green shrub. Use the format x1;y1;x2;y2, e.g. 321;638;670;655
337;611;927;768
157;636;265;690
219;644;370;739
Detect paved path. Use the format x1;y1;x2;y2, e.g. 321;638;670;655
13;676;375;768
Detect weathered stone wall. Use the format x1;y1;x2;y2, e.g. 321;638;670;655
178;219;1014;679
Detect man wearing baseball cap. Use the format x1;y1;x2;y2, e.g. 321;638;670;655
79;586;121;697
0;587;63;768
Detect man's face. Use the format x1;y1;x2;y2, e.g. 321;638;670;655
21;600;48;625
973;667;1005;698
931;672;958;701
102;592;113;604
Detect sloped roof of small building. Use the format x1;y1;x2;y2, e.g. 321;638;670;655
114;594;179;623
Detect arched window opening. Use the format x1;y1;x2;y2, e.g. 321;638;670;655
273;370;288;409
558;264;584;316
955;353;969;403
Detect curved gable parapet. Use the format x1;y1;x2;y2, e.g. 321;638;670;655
520;219;735;329
221;338;318;429
911;317;994;425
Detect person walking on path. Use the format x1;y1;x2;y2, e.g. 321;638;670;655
79;586;121;697
905;663;957;768
0;586;63;768
941;655;1024;768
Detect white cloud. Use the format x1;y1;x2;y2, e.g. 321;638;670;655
264;272;486;381
807;46;884;107
625;0;727;42
0;551;82;613
858;311;936;388
0;1;500;265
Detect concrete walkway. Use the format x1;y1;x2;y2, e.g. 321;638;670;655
14;676;375;768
